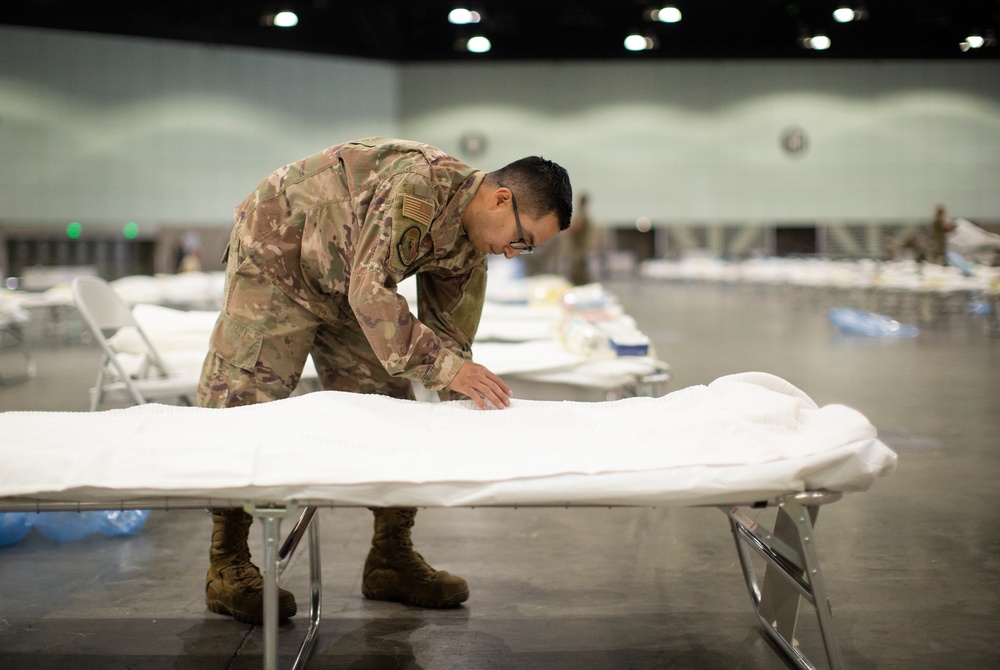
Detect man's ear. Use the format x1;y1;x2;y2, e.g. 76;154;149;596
492;185;511;208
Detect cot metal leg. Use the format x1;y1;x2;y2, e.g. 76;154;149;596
279;507;318;578
253;506;290;670
251;504;323;670
723;493;845;670
284;508;322;670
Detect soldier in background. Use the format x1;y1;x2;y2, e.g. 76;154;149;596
198;137;572;624
896;204;955;265
567;193;594;285
928;203;953;266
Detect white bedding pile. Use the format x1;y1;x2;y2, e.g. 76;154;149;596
0;372;896;507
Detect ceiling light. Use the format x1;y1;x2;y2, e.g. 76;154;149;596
961;30;997;52
833;4;868;23
449;8;481;25
644;6;682;24
654;6;682;24
833;7;855;23
799;26;831;51
273;11;298;28
624;34;658;51
466;36;491;53
809;34;831;50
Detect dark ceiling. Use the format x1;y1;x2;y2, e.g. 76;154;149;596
4;1;1000;62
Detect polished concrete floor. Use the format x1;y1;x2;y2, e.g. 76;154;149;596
1;279;998;669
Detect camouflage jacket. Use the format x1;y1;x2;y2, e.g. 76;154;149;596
232;138;487;391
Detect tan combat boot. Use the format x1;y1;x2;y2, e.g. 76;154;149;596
205;509;297;624
362;508;469;608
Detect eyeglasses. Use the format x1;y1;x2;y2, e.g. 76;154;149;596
503;185;534;255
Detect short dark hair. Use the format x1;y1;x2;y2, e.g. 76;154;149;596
489;156;573;231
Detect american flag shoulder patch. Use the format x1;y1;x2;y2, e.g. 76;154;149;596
401;194;434;226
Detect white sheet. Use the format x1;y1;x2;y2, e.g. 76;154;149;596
0;372;896;508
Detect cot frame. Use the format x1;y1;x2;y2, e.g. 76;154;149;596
0;490;845;670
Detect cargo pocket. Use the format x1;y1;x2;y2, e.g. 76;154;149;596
208;313;264;373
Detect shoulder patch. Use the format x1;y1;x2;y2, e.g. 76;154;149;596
397;226;422;267
401;194;434;226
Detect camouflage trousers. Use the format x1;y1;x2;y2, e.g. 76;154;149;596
197;239;414;409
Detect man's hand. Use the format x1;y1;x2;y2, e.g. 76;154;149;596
448;361;512;409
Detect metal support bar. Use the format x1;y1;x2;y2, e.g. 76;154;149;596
732;522;814;603
723;493;845;670
249;504;295;670
247;504;323;670
290;514;323;670
278;506;319;580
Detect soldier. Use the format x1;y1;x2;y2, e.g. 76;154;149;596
198;137;573;624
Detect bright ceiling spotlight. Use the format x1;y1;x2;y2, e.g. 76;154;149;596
799;26;831;51
654;6;682;23
624;34;657;51
810;34;831;50
273;11;298;28
466;35;491;53
833;7;855;23
449;8;481;25
965;33;985;49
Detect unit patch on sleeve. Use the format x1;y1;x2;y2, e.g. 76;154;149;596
396;226;423;267
401;194;434;226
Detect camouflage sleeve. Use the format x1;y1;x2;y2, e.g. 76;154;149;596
417;263;486;401
348;174;467;391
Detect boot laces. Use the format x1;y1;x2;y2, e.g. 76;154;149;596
393;531;436;580
220;559;264;591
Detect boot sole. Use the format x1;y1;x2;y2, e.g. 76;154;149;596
206;598;298;625
362;587;469;609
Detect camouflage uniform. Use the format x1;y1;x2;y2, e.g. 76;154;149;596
200;138;485;620
198;138;488;406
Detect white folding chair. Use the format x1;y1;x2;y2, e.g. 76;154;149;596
71;276;199;411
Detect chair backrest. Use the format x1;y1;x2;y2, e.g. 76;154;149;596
72;276;179;409
72;276;139;337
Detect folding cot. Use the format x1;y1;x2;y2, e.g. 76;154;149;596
107;291;671;403
0;372;897;670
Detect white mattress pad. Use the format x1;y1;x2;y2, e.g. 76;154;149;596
0;372;896;508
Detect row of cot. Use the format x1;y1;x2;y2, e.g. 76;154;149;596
11;264;669;405
640;256;1000;326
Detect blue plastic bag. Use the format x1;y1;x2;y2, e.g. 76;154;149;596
967;297;992;315
0;510;150;545
0;513;34;546
96;509;151;537
828;308;919;338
